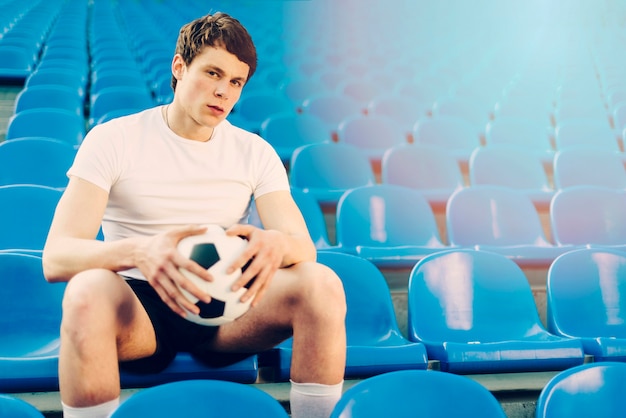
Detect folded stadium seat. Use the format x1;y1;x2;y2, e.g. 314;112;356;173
289;143;376;209
447;185;572;267
334;185;447;268
263;251;428;381
535;362;626;418
552;146;626;189
381;143;464;212
228;90;295;134
554;118;620;152
550;186;626;251
366;96;432;141
300;93;365;141
0;394;45;417
24;68;88;99
0;138;76;189
152;74;174;105
336;114;408;169
111;379;288;417
88;86;155;128
484;117;555;169
469;145;555;210
13;85;86;117
407;249;585;373
0;46;37;82
6;108;86;146
0;253;66;392
412;115;481;171
330;370;507;418
259;112;331;164
547;248;626;361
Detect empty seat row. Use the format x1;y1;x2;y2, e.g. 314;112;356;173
8;244;626;394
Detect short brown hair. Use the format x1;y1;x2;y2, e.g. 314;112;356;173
171;12;257;90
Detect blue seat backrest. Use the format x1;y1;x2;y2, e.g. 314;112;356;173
408;249;544;342
547;248;626;339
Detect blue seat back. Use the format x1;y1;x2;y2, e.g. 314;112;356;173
14;85;84;116
336;185;443;249
547;248;626;339
0;253;65;353
317;252;404;344
330;370;506;418
382;143;464;191
110;379;288;417
0;137;76;188
408;249;545;342
469;145;552;191
0;394;45;418
447;185;549;246
6;108;86;145
550;186;626;246
536;362;626;418
0;185;62;251
553;147;626;189
289;143;375;198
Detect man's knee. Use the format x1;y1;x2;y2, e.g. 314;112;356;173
292;262;346;319
62;269;123;323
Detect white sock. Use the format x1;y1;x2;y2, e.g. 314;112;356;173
62;398;120;418
290;380;344;418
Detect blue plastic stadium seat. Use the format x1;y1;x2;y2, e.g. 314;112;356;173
381;143;464;211
335;185;447;268
412;115;481;167
408;249;585;373
24;68;87;99
535;362;626;418
230;90;295;133
259;112;331;163
0;185;63;253
0;46;36;81
469;145;555;209
484;117;555;167
0;253;65;392
330;370;506;418
6;109;86;146
550;186;626;251
554;119;620;152
447;186;573;267
0;137;76;189
552;147;626;189
14;85;85;117
547;248;626;361
366;95;431;140
265;252;428;380
289;143;375;207
336;114;408;164
0;394;45;417
120;353;259;388
300;93;364;140
111;379;288;417
88;86;155;128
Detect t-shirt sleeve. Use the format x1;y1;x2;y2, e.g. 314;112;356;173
253;140;290;199
67;122;123;193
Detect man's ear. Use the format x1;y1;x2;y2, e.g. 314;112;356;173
171;54;185;81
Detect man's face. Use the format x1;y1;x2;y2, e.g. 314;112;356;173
173;45;249;129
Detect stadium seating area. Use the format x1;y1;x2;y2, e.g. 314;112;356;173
3;0;626;416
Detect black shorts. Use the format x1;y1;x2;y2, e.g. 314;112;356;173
119;279;251;374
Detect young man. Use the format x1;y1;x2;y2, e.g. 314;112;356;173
42;12;346;418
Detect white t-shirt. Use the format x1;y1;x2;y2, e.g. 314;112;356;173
68;105;289;279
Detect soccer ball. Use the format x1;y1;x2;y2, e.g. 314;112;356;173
176;225;254;326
